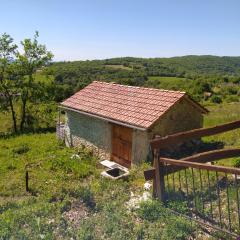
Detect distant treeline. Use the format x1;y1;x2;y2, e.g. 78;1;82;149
45;55;240;103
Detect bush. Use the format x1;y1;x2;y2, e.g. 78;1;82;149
50;149;97;178
68;186;96;209
161;217;195;240
137;200;165;221
234;158;240;168
60;199;72;213
226;95;239;103
12;144;30;154
227;86;238;95
77;221;95;240
211;95;222;104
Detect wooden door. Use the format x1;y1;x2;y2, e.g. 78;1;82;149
111;124;133;168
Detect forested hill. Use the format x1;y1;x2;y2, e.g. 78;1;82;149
51;55;240;76
45;55;240;104
102;55;240;76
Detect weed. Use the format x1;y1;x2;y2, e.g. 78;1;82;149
137;200;166;221
12;144;30;154
233;158;240;168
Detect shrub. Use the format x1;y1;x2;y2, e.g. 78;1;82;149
227;86;238;95
0;202;19;214
12;144;30;154
167;200;189;214
77;221;95;240
68;186;96;209
211;95;222;104
226;95;239;103
50;153;96;178
234;158;240;168
60;199;72;213
161;217;195;240
137;200;165;221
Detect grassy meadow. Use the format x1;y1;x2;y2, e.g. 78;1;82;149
104;64;133;71
145;76;187;91
203;102;240;167
0;103;239;239
0;133;199;239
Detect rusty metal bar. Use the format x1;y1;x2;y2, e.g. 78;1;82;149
235;174;240;230
26;171;29;192
199;169;204;214
178;170;182;192
225;173;232;231
207;170;214;220
172;172;176;192
216;172;223;228
166;162;170;196
184;169;190;207
191;168;197;210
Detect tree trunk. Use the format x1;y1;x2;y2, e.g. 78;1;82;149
3;90;18;133
0;63;18;133
20;95;27;132
9;96;17;133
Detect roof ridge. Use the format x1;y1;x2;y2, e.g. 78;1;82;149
92;80;186;94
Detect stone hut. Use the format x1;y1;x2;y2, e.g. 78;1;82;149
60;81;208;168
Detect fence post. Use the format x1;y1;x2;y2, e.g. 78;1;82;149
26;171;29;192
153;149;165;202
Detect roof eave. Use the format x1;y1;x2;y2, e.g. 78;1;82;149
183;95;209;114
59;104;148;131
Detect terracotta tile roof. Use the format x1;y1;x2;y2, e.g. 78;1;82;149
61;81;205;129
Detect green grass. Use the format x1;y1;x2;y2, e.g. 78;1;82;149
0;103;239;239
145;76;188;92
0;102;58;133
203;102;240;167
105;64;133;71
0;111;13;133
0;133;199;239
148;76;186;82
34;72;54;83
0;133;97;197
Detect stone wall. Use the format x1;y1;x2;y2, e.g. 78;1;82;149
65;110;111;159
136;98;204;163
149;98;203;139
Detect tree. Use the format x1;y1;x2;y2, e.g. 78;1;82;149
17;31;53;131
0;33;18;132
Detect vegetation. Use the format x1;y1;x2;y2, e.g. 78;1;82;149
0;133;199;239
1;31;240;239
1;31;240;134
0;32;53;133
0;103;239;239
48;56;240;104
204;102;240;152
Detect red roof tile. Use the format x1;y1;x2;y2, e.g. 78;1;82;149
61;81;206;129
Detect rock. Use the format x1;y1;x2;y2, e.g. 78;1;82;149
70;154;80;159
144;182;152;191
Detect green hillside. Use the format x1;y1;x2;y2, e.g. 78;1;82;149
46;55;240;104
1;103;239;239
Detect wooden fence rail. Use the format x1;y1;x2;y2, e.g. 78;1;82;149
151;119;240;149
161;157;240;175
144;119;240;238
144;148;240;180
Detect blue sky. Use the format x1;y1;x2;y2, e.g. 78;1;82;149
1;0;240;61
